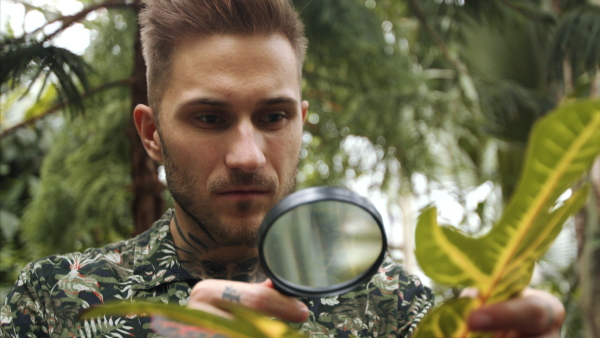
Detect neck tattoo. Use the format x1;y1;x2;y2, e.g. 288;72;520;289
172;213;266;283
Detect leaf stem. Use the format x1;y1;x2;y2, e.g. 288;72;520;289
1;78;132;138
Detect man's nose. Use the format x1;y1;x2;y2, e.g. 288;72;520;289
224;121;266;173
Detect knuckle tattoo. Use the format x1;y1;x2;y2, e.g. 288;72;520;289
222;286;241;303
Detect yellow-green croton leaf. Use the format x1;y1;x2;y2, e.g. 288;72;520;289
414;99;600;338
80;301;305;338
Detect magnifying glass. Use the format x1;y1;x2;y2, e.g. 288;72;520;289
258;187;387;298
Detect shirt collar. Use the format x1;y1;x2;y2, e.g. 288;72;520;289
131;209;199;290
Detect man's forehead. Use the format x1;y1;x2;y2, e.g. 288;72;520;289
157;33;302;115
168;33;299;80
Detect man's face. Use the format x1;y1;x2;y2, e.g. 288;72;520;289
154;34;307;245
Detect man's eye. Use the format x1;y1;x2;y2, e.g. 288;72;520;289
196;114;222;124
263;113;286;123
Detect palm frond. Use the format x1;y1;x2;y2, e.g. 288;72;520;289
0;38;91;117
457;14;556;141
548;5;600;85
458;13;553;89
476;79;555;142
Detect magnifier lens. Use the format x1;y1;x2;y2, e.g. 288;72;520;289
261;196;384;295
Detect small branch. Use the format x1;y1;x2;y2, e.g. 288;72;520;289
591;69;600;98
1;78;132;138
407;0;467;75
1;0;131;47
563;59;573;97
10;0;58;19
551;0;562;16
41;0;131;44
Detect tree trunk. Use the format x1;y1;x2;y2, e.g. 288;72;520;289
580;157;600;338
128;0;165;235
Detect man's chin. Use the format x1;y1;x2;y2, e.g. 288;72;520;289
220;199;273;220
223;214;264;230
216;214;263;242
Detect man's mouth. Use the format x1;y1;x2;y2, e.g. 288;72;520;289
216;187;271;199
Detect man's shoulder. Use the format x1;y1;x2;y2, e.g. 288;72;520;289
14;237;135;295
18;210;173;283
1;211;181;337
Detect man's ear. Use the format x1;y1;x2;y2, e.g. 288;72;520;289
133;104;164;162
301;100;309;123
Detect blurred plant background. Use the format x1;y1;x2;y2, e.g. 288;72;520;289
1;0;598;336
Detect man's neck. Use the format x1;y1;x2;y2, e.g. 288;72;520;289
170;207;266;283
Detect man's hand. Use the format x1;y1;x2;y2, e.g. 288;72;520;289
187;279;309;323
467;288;565;337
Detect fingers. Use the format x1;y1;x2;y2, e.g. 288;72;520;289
188;279;309;323
259;278;275;289
468;288;564;337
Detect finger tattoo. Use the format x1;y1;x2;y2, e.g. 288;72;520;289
222;286;241;303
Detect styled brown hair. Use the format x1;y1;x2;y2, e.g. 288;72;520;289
139;0;307;114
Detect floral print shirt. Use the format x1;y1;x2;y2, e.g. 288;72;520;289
1;210;433;337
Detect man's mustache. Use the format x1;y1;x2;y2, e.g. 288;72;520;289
209;172;277;193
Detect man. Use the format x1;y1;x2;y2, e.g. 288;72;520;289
1;0;565;337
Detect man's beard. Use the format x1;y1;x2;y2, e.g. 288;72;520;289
160;136;298;247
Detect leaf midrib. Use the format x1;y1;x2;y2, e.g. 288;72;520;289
481;113;600;304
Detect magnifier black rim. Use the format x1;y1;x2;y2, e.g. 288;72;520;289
259;186;388;298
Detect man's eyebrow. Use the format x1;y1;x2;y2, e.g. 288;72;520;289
174;96;298;112
259;97;299;106
176;97;230;111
